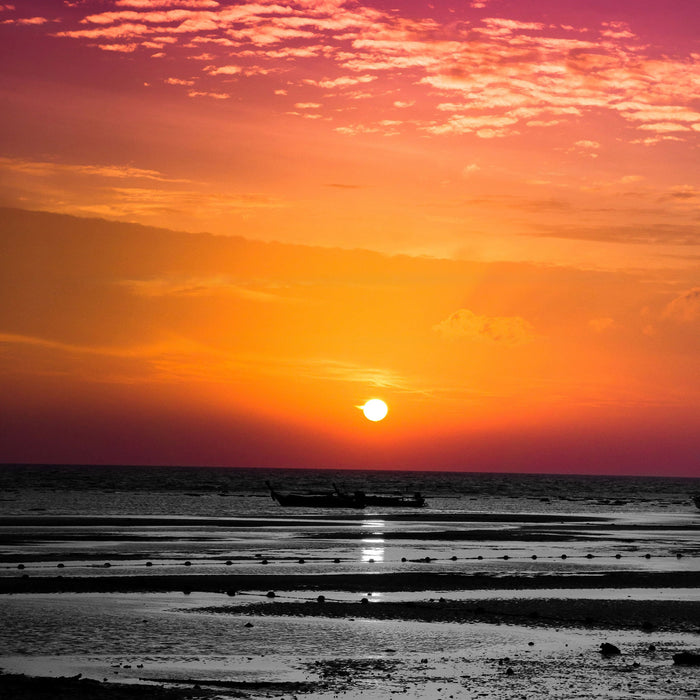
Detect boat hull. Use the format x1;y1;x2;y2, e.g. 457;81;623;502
266;481;365;508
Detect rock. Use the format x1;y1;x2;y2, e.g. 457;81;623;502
244;622;254;628
266;590;276;598
600;642;621;656
317;595;326;603
648;644;656;652
673;651;700;666
505;667;514;676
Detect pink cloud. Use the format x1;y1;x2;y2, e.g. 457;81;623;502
35;2;698;143
188;90;229;99
98;42;138;52
3;16;52;25
115;0;219;7
204;64;241;75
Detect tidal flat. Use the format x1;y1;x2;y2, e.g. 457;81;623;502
1;469;699;698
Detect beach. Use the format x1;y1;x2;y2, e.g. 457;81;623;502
1;467;699;698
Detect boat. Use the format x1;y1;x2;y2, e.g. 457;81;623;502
334;484;426;508
360;492;426;508
265;481;365;509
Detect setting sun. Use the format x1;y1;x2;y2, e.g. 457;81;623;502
361;399;388;422
0;0;698;475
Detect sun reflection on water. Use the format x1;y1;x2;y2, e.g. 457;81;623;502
361;519;385;563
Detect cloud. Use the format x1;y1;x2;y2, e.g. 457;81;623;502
187;90;229;98
663;288;700;323
588;317;615;333
115;0;220;6
0;156;189;183
290;357;411;390
23;1;697;143
204;64;241;75
98;43;138;52
120;277;295;303
3;16;53;25
309;75;376;89
433;309;535;345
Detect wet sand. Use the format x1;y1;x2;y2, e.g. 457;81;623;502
2;501;698;698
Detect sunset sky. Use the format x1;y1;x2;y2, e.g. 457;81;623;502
0;0;698;475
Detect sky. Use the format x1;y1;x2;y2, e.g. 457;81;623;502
0;0;698;475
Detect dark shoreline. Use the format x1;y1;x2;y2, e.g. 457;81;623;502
0;672;309;700
203;597;700;633
2;570;698;594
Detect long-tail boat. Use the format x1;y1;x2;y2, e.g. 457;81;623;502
265;481;366;508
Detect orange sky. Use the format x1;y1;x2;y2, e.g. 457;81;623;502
0;1;698;474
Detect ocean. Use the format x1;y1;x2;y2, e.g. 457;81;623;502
1;465;698;699
1;464;698;516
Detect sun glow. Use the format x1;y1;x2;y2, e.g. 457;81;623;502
361;398;388;422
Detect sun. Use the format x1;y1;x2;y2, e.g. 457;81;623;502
360;398;388;422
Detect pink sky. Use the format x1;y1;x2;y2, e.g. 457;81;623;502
0;1;698;475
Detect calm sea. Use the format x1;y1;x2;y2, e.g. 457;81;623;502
0;464;697;517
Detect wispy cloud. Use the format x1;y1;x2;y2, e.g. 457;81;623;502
0;156;190;183
120;276;297;303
